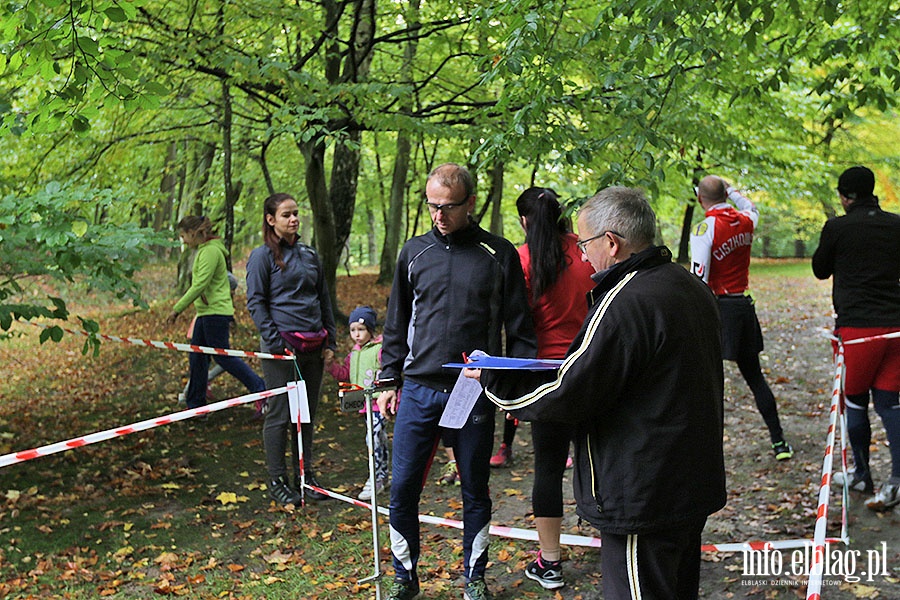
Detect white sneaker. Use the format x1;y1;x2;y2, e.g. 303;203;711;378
865;482;900;512
832;470;874;494
358;477;387;501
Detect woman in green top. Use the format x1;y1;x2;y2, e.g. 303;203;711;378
167;216;266;410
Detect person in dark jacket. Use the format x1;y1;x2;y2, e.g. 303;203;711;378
376;163;537;600
812;165;900;511
478;186;726;600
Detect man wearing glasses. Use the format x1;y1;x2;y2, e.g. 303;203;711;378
377;163;537;600
478;187;726;600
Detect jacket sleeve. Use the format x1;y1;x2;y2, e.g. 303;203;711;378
380;247;412;381
500;246;538;359
246;248;282;351
485;278;643;424
811;220;836;280
689;216;714;284
327;351;352;381
173;245;216;314
728;187;759;229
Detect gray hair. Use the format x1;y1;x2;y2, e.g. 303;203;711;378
427;163;476;199
579;186;656;246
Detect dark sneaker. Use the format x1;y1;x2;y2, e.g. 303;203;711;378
865;482;900;512
525;552;565;589
386;577;419;600
268;475;301;506
299;473;331;502
833;470;874;494
772;441;794;461
464;578;492;600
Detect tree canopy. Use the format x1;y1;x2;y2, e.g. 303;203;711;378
1;0;898;332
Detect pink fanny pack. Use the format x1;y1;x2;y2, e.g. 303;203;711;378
280;329;328;353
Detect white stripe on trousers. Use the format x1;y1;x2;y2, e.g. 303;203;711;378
627;533;642;599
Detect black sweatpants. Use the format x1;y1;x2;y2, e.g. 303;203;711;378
600;518;706;600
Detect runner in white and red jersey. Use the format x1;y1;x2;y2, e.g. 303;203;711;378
690;175;792;461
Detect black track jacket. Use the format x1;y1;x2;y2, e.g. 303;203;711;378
380;222;537;391
485;246;727;534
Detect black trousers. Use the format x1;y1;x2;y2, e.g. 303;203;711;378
600;518;707;600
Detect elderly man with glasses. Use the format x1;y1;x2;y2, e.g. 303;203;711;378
477;186;726;600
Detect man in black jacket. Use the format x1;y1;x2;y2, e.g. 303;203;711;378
812;165;900;511
377;163;537;600
481;186;726;600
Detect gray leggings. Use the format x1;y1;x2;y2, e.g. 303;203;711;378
261;352;324;480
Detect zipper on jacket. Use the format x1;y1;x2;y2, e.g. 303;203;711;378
586;432;601;513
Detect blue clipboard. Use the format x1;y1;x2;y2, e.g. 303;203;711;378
442;356;564;370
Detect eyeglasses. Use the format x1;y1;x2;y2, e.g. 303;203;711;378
424;199;468;214
576;230;624;253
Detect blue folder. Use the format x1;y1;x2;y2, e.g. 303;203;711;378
442;356;564;370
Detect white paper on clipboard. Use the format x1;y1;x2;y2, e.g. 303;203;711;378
439;368;484;429
287;380;310;424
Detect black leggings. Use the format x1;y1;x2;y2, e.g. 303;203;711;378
735;352;784;444
531;420;571;517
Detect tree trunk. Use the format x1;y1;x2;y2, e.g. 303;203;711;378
487;161;504;237
156;141;178;259
299;138;340;312
378;132;411;285
331;135;361;266
376;0;420;285
221;77;236;272
366;203;377;265
185;143;215;217
676;202;694;264
218;4;236;271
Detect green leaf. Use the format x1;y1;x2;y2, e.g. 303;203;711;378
72;114;91;132
71;221;88;237
104;7;127;22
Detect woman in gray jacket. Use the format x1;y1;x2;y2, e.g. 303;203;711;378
246;193;336;506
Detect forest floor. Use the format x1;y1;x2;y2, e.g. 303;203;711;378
0;260;897;599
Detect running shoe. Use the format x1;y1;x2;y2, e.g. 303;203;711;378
865;482;900;512
772;440;794;461
299;473;331;502
358;477;388;501
832;470;874;494
436;460;460;486
464;578;492;600
386;577;419;600
268;475;302;506
525;552;565;589
489;443;512;467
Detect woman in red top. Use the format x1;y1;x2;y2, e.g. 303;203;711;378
491;187;595;589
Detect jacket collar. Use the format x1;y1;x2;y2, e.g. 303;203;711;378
846;197;879;213
588;245;673;305
432;220;480;245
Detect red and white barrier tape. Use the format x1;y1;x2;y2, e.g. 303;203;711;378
28;321;294;360
806;344;846;600
299;482;840;552
819;328;900;345
0;387;286;469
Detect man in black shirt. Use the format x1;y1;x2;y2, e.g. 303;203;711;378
812;165;900;511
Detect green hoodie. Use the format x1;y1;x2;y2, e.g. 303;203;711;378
173;238;234;317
